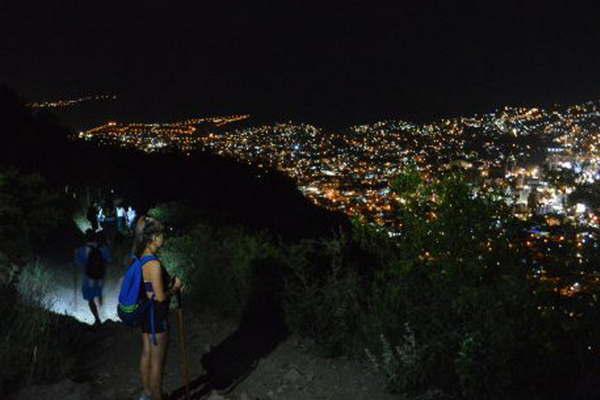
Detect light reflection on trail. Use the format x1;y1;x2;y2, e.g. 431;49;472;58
42;260;123;325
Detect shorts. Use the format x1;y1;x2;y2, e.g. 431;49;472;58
82;278;104;301
141;300;169;334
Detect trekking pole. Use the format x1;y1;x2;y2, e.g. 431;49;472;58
176;292;191;400
73;259;78;310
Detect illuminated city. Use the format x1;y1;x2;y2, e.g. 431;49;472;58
77;101;600;231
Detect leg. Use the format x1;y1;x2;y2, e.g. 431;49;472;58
97;281;104;307
88;299;101;325
92;281;103;323
94;297;102;323
148;332;169;400
140;333;152;397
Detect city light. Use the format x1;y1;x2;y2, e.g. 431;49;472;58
76;100;600;235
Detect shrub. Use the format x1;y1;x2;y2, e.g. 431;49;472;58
0;169;73;259
282;236;364;356
147;202;203;232
365;326;418;392
16;259;53;307
281;168;597;398
355;171;541;398
0;261;83;395
365;328;446;400
160;223;281;317
354;169;600;399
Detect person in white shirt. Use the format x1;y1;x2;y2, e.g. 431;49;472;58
126;206;137;229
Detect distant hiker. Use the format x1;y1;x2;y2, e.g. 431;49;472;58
116;205;126;233
127;206;137;229
119;214;144;269
97;206;105;225
130;216;182;400
102;205;118;246
74;230;111;326
86;203;98;232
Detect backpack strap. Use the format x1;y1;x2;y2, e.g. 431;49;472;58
137;255;159;346
138;255;159;268
149;297;157;346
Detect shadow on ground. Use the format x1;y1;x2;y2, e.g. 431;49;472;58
169;258;288;400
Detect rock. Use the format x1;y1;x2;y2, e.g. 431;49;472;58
97;387;117;400
283;367;302;384
14;379;92;400
305;372;315;382
239;391;250;400
207;390;227;400
0;251;20;286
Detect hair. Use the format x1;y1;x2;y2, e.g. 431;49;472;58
84;229;95;242
132;216;164;258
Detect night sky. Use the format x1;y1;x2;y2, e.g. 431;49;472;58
1;2;599;125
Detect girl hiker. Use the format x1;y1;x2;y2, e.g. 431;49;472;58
134;216;183;400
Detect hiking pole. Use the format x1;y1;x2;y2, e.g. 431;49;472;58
73;259;78;310
176;292;191;400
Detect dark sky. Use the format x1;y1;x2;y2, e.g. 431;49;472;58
1;2;599;125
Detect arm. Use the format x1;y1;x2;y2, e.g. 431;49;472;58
145;260;167;302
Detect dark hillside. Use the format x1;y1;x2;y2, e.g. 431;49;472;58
0;86;349;240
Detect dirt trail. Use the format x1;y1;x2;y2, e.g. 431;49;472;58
73;311;396;400
19;285;397;400
77;313;234;400
29;240;396;400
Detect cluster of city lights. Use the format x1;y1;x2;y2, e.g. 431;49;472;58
77;102;600;229
28;94;117;109
77;115;250;153
76;101;600;298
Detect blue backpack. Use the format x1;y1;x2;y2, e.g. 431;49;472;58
117;255;159;342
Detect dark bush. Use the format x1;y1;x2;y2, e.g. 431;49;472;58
0;263;84;396
0;168;74;259
282;236;365;356
159;219;282;318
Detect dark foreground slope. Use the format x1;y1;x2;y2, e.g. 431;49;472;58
0;85;349;240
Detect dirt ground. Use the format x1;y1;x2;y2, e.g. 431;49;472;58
74;310;397;400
